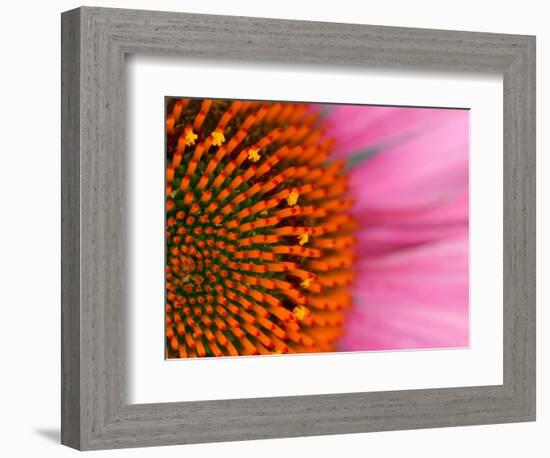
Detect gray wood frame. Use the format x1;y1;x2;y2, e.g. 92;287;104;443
61;6;536;451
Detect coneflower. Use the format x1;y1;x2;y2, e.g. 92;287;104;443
165;98;356;358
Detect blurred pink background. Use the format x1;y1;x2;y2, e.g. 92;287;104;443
322;104;469;350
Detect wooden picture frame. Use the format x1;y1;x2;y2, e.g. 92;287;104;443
61;6;536;450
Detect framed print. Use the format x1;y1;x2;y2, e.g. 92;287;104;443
61;6;535;450
162;98;470;360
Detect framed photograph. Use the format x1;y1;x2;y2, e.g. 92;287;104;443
61;6;535;450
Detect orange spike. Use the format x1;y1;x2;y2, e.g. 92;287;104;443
193;100;212;130
209;341;223;357
172;99;188;123
166;165;175;183
166;114;175;134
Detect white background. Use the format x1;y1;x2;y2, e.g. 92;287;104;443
128;58;503;403
0;0;546;457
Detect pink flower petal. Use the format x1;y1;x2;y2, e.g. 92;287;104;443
339;237;469;351
324;105;468;156
354;191;468;256
348;114;469;210
319;103;470;352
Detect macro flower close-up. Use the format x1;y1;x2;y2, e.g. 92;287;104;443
165;98;469;358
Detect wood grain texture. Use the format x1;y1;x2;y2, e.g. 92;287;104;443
61;6;536;450
60;7;81;450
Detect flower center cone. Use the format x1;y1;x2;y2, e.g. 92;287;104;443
165;98;357;358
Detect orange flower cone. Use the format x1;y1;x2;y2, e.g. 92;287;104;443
165;98;357;358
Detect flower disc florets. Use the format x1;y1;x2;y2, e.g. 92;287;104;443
165;98;356;358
